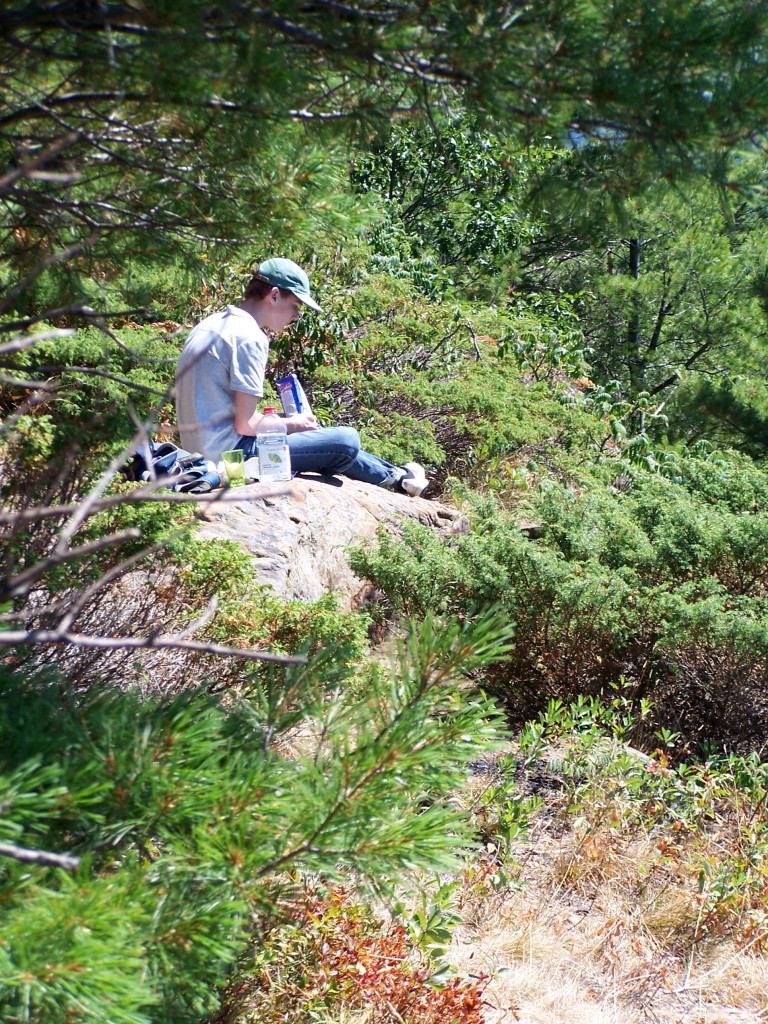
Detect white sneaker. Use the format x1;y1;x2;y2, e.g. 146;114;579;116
398;462;429;497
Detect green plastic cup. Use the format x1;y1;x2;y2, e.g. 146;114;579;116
220;449;245;486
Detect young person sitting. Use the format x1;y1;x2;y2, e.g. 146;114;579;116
175;258;429;496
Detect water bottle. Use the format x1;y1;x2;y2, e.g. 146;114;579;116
256;406;291;482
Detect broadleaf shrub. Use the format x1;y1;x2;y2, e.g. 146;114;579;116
221;885;486;1024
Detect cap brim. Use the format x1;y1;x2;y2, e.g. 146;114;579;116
297;293;322;312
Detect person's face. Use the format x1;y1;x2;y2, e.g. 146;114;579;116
265;289;303;333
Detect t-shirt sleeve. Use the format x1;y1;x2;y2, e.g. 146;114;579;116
229;329;268;397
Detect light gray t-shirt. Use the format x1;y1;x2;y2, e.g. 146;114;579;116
175;305;269;460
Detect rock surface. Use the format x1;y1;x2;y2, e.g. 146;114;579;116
195;475;467;610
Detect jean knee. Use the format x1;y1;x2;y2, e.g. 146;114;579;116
334;426;361;462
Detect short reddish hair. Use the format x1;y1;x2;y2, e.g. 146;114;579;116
244;273;294;302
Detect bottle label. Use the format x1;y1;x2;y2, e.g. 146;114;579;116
257;442;291;482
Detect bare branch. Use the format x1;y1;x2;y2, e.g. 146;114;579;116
8;365;171;396
0;628;307;665
0;131;79;191
4;527;142;602
0;535;168;626
0;328;74;356
0;373;56;392
25;170;81;183
79;307;169;360
251;8;471;87
0;93;140;129
0;481;299;526
52;408;173;553
166;595;220;641
54;537;171;632
0;841;80;871
0;307;152;335
0;236;97;316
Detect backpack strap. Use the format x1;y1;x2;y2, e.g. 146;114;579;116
122;440;218;490
172;466;221;493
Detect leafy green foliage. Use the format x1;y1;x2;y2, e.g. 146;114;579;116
500;291;593;383
352;116;540;288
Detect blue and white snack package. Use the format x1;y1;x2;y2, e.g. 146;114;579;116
276;373;312;417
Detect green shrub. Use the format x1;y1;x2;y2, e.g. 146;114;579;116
169;536;371;662
350;463;768;748
308;312;600;495
0;612;511;1023
1;325;179;462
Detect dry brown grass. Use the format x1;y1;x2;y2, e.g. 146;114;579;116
221;716;768;1024
440;744;768;1024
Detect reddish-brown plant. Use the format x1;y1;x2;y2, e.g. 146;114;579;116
218;886;486;1024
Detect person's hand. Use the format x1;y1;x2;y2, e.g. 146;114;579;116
284;412;319;433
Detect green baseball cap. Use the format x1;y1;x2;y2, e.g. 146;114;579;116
258;258;322;312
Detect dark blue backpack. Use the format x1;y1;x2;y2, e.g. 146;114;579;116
123;441;220;493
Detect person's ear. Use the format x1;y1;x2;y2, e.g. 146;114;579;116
270;286;279;303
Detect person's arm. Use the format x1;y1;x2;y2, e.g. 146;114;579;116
234;391;317;435
283;412;318;433
233;391;262;435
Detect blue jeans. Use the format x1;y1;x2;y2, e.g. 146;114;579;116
237;426;401;487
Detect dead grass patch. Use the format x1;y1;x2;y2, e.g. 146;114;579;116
442;741;768;1023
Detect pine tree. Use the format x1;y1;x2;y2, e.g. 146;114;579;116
0;612;511;1023
4;0;768;314
4;5;768;1017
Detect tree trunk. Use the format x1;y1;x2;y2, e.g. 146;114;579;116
626;237;645;432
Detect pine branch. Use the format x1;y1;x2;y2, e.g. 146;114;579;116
4;364;170;396
0;236;96;316
0;130;79;189
0;307;153;334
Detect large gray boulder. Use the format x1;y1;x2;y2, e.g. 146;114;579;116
196;475;466;610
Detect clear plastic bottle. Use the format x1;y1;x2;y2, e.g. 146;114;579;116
256;406;291;482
